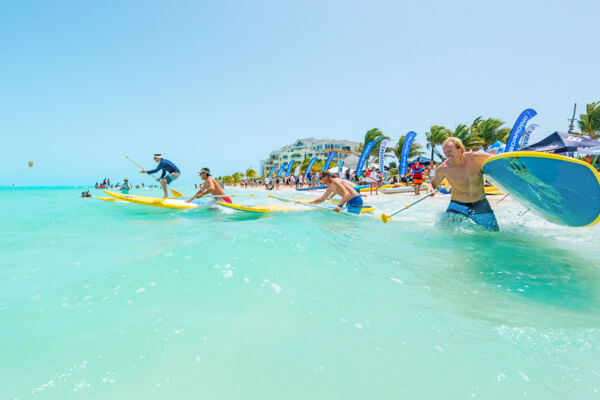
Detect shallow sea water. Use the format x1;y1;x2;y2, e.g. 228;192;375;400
2;186;600;399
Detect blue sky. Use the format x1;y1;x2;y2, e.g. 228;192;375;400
1;0;598;185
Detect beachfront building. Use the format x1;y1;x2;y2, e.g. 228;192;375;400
261;138;361;175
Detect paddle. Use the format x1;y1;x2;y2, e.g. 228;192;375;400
171;189;183;198
496;193;510;204
380;188;441;224
126;155;158;180
269;194;358;216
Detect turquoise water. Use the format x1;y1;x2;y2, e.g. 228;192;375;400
2;186;600;399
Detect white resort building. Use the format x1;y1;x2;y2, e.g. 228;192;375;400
260;138;361;176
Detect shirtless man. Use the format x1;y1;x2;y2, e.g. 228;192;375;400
428;137;499;231
186;167;232;204
310;171;363;214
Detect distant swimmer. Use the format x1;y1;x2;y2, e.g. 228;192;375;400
186;167;232;205
139;154;180;199
120;178;132;194
428;137;499;231
310;171;363;214
81;190;91;198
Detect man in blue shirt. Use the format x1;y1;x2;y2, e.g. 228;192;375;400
139;154;181;198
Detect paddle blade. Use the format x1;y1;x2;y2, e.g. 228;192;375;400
171;189;183;198
381;214;389;224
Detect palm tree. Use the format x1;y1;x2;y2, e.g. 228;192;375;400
358;128;392;163
245;168;257;178
425;125;450;160
394;135;424;163
470;117;507;150
232;172;242;184
578;101;600;139
451;123;483;151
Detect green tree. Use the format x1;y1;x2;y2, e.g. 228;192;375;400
470;117;507;150
245;168;257;178
451;123;483;151
358;128;392;163
578;101;600;139
299;158;325;175
425;125;450;160
232;172;242;184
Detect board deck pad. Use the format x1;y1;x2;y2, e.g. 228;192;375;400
482;152;600;227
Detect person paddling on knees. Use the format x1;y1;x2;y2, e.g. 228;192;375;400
310;171;363;214
186;168;232;206
428;137;499;231
139;154;181;198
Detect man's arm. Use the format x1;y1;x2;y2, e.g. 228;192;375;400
145;160;164;175
310;187;334;204
187;182;208;202
428;165;445;194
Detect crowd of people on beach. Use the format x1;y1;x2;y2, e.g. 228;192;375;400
233;160;436;195
107;139;500;231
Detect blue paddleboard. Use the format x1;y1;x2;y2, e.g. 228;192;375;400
482;151;600;227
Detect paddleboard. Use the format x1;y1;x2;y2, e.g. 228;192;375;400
379;186;415;194
482;151;600;227
484;185;504;195
295;201;376;213
217;203;295;213
359;184;402;193
103;190;205;210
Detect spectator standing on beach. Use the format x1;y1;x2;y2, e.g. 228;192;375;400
411;160;424;195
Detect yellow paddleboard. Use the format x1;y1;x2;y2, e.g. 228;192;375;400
296;201;376;213
217;202;295;213
104;190;201;209
484;185;504;195
359;184;405;193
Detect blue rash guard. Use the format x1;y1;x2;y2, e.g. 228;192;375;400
146;159;180;180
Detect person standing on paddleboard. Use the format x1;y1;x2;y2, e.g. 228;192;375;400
139;154;180;198
428;137;499;231
186;168;232;205
310;171;363;214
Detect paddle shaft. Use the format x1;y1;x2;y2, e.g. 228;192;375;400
387;188;440;218
496;193;510;204
269;194;358;216
126;156;158;179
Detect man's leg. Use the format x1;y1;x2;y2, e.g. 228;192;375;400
160;179;168;198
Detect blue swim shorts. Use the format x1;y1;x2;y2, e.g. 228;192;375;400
346;195;363;215
164;173;178;184
446;197;499;231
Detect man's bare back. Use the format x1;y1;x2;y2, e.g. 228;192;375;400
310;172;362;213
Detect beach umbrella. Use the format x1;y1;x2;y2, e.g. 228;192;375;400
521;131;600;153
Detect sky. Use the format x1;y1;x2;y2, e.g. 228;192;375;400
1;0;599;185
